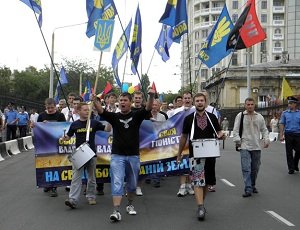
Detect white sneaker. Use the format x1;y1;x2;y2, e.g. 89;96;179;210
177;184;187;197
186;184;195;195
126;205;137;215
110;210;122;222
136;187;143;196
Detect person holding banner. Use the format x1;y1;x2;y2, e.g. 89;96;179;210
93;89;155;222
36;98;66;197
177;93;224;221
61;102;110;209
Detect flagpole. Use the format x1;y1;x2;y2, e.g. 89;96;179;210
146;49;156;76
121;51;129;90
115;11;147;100
247;49;251;97
27;1;73;115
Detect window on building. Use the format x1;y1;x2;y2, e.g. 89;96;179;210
195;70;199;77
232;1;238;9
261;14;267;23
273;15;283;20
261;41;266;52
275;28;281;34
275;41;281;47
273;1;283;6
232;53;238;66
200;69;208;79
195;31;200;40
212;15;219;22
195;44;199;53
212;2;222;8
261;1;267;9
232;14;238;23
202;29;208;38
274;55;280;60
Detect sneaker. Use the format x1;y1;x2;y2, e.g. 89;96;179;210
197;206;206;221
145;178;151;184
208;185;216;192
136;187;143;196
110;210;122;222
65;186;70;192
126;205;137;215
186;184;195;195
153;181;161;188
43;187;50;193
88;199;96;205
242;192;252;198
65;199;76;209
252;187;258;193
97;190;104;196
50;188;58;197
177;184;187;197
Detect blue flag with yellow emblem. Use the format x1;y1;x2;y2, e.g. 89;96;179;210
86;0;118;38
171;0;188;43
54;67;69;104
159;0;177;27
155;25;173;62
198;4;233;68
111;19;132;87
20;0;43;27
130;5;142;75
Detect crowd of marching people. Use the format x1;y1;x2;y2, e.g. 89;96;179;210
1;90;299;222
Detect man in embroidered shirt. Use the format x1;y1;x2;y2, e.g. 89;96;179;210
177;92;224;221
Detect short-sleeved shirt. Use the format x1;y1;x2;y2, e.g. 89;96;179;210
182;112;221;158
5;110;18;125
17;113;29;126
67;119;105;152
101;108;150;156
280;109;300;134
37;111;66;122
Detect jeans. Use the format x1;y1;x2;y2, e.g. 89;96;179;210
110;154;140;196
240;150;261;193
69;158;96;204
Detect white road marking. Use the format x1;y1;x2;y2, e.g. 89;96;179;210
265;211;295;227
220;179;235;187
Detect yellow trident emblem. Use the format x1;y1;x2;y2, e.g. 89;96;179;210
95;20;114;50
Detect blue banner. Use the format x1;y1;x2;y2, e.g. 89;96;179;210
33;110;194;187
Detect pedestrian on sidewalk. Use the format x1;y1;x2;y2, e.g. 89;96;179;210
177;93;225;221
93;89;155;222
279;96;300;174
232;98;270;198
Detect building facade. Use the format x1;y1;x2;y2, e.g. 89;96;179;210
181;0;299;92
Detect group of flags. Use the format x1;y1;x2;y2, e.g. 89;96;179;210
199;0;266;68
21;0;268;97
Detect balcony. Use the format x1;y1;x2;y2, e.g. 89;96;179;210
273;34;284;40
273;47;283;53
273;6;285;13
200;21;210;27
200;8;210;15
210;7;223;14
273;20;284;26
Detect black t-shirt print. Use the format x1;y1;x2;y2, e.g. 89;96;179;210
67;119;105;152
101;108;149;156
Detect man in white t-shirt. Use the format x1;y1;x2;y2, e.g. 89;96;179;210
61;93;76;121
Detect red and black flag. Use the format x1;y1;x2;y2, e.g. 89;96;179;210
226;0;266;50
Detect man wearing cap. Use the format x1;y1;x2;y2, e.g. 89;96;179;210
279;96;300;174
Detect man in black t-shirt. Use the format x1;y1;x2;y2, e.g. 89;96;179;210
61;102;110;209
36;98;66;197
93;89;155;222
177;93;225;221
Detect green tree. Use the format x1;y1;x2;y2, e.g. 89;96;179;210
0;66;12;96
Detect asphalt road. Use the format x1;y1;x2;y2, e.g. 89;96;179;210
0;138;299;230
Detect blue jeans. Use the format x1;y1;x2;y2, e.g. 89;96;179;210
240;150;261;193
110;154;140;196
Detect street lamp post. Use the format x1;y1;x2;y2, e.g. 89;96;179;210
49;22;87;98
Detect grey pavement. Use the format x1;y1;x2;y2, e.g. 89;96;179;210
0;138;299;230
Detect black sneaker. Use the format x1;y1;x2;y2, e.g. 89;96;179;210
294;167;299;172
50;188;58;197
197;206;206;221
97;190;104;196
65;199;76;209
43;187;50;193
65;186;70;192
288;170;295;174
242;192;252;198
252;187;258;193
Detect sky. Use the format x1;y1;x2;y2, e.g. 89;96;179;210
0;0;182;93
